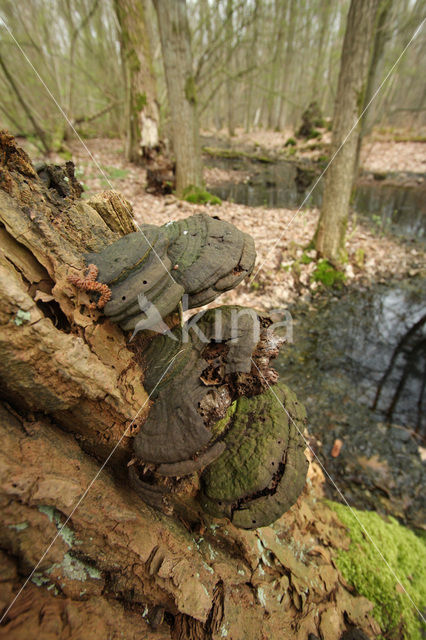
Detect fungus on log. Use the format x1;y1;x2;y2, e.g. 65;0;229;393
130;307;308;529
68;196;307;529
0;134;382;639
83;213;256;330
200;384;308;529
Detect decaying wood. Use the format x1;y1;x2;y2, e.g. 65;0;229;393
86;190;138;236
0;132;380;639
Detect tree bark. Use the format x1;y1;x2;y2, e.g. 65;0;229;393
244;0;260;133
226;0;235;138
311;1;333;101
314;0;381;265
266;0;285;131
276;0;296;130
354;0;393;174
0;132;380;640
115;0;160;162
153;0;203;196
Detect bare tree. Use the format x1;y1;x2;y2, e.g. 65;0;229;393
0;52;50;153
153;0;203;196
114;0;160;163
314;0;381;265
0;0;124;147
0;0;423;151
355;0;393;172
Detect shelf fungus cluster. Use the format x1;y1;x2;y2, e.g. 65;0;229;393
83;212;256;329
130;307;308;529
71;212;308;529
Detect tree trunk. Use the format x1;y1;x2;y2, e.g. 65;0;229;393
314;0;381;265
226;0;235;138
115;0;160;163
153;0;203;196
266;0;285;131
0;132;380;640
311;2;333;100
244;0;260;133
276;0;296;130
354;0;393;174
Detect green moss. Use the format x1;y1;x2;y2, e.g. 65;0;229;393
308;129;321;139
59;149;73;162
129;50;141;73
135;92;147;111
394;134;426;143
357;84;366;116
355;247;365;267
211;401;237;439
311;259;346;287
300;252;313;265
329;502;426;639
185;75;197;104
284;137;296;147
182;186;221;205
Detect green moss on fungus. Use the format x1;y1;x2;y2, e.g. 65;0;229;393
329;502;426;640
201;383;308;528
211;401;237;439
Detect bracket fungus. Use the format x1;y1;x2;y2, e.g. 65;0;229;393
130;307;308;529
200;384;308;529
70;212;308;529
83;213;255;329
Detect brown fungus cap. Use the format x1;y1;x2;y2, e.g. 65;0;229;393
85;213;255;329
132;307;308;530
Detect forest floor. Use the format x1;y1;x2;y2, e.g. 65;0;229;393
31;134;425;314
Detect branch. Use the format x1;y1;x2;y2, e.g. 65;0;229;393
74;99;124;125
0;53;51;153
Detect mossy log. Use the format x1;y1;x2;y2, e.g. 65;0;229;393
0;132;380;640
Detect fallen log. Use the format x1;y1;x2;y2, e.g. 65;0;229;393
0;132;379;639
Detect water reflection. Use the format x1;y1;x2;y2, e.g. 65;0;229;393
273;278;425;523
210;159;425;240
314;281;426;434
